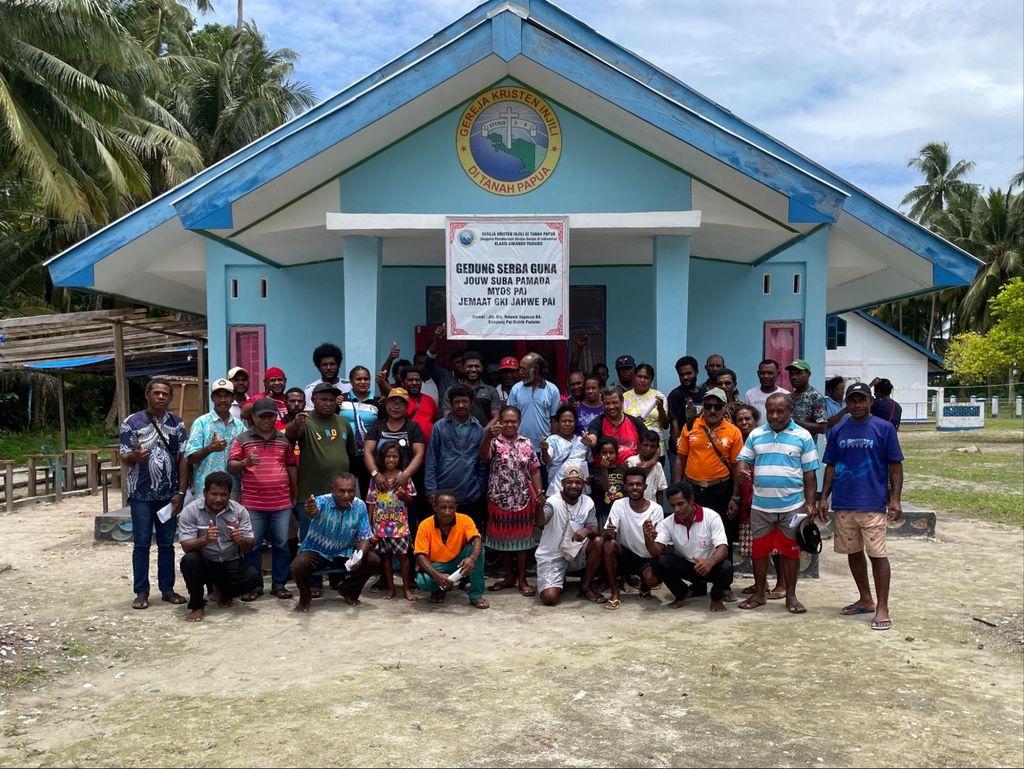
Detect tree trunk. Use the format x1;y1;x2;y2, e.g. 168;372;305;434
898;303;903;335
926;293;937;352
103;392;119;429
236;0;243;36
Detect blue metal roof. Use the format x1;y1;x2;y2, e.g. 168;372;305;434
46;0;980;292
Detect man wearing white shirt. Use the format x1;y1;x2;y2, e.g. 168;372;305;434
744;359;789;426
534;464;606;606
602;467;664;609
303;342;352;410
645;482;733;611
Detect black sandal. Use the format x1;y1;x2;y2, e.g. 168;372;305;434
578;585;607;604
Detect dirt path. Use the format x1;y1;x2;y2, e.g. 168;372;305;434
1;496;1022;768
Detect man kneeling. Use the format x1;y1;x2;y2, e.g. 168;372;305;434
646;482;734;612
535;464;605;605
602;467;665;609
291;473;381;613
178;471;261;622
414;491;489;609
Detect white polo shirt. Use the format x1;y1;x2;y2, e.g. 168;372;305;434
655;505;728;563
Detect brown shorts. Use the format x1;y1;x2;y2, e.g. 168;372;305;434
833;510;888;558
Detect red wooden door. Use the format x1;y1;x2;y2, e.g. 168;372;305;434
764;321;801;391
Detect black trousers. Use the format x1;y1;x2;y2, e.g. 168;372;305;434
181;551;261;610
654;552;734;601
691;480;738;562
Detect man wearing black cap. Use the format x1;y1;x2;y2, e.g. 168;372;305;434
818;382;904;631
612;355;636;394
441;350;500;428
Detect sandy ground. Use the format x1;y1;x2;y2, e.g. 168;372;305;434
0;495;1022;768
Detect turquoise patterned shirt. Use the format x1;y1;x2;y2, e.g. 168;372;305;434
299;495;372;560
184;410;247;497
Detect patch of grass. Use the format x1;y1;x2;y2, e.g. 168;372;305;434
0;423;119;464
2;664;46;689
899;422;1023;527
63;643;91;657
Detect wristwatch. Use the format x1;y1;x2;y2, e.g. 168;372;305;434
371;470;379;478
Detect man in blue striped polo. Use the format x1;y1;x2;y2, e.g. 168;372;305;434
735;392;819;614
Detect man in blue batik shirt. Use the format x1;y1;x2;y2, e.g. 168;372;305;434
289;473;380;613
818;382;904;632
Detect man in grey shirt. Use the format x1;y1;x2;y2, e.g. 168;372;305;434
177;471;261;622
441;350;500;428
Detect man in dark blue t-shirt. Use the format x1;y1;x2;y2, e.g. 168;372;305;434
818;382;904;632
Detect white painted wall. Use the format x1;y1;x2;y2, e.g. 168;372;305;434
825;312;932;422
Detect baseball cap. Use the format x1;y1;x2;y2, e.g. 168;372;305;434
252;397;279;416
615;355;635;369
387;387;410;402
703;387;727;403
785;359;811;372
264;366;286;380
209;378;234;396
227;366;248;379
312;381;341;397
498;356;519;371
845;382;872;400
563;463;586;481
796;519;823;554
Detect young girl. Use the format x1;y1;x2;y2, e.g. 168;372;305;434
626;429;668;504
480;406;542;596
541;404;591;496
366;440;417;602
592;436;625;531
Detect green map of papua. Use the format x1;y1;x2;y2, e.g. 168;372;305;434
487;132;547;174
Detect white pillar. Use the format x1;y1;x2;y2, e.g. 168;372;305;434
991;396;999;418
1016;396;1022;418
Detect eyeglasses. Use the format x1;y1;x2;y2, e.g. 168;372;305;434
703;403;725;411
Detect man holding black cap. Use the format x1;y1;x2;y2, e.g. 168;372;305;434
441;350;500;427
185;378;246;498
786;359;828;437
818;382;904;631
613;355;636;394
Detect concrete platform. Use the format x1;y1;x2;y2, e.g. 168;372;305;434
95;510;133;542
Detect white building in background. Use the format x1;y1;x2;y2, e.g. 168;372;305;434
826;311;945;423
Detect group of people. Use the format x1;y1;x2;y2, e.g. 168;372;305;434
120;329;905;630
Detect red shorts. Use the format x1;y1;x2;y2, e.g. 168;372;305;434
751;526;801;561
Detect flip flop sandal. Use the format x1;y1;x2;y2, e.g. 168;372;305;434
240;590;263;602
741;585;757;595
840;604;874;615
132;594;149;610
723;592;739;603
161;592;186;605
488;581;515;592
766;590;785;600
604;598;621;610
271;588;293;599
870;617;893;631
519;587;537;597
310;588;323;599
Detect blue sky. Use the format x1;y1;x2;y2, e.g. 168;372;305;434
206;0;1023;210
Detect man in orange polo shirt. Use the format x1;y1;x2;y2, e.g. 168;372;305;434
414;491;488;609
673;387;743;601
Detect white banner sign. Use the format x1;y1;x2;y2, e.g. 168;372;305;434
446;217;569;340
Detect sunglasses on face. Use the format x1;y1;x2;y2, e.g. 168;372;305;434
703;403;725;411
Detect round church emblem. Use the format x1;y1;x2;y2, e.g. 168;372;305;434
456;86;561;196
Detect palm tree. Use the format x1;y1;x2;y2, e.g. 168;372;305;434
167;22;315;164
900;142;977;224
0;0;203;225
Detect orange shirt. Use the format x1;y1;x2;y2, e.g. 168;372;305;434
414;513;480;564
677;415;743;482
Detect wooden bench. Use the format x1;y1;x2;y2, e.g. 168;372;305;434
25;454;63;501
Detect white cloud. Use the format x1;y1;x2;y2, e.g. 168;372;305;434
202;0;1024;208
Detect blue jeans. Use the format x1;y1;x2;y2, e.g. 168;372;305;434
130;498;178;596
246;508;292;591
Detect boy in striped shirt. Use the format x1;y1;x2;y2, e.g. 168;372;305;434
735;392;819;614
